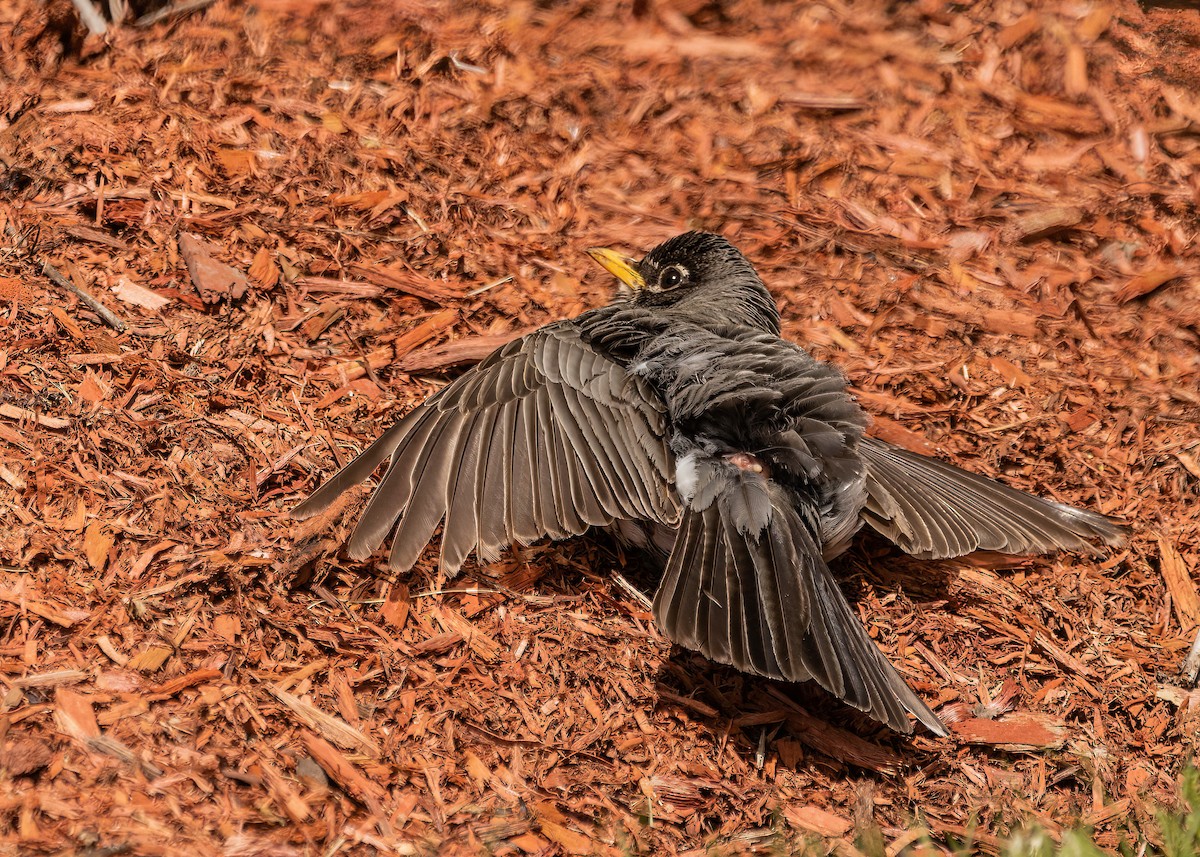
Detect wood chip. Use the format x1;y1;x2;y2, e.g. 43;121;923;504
431;606;501;661
784;804;853;838
0;592;86;628
347;263;466;302
397;331;526;373
268;686;382;758
765;687;905;774
951;712;1069;751
1159;536;1199;634
1010;206;1084;240
300;732;386;808
111;277;171;310
1115;265;1184;303
179;232;249;303
0;403;69;430
7;0;1196;851
64;224;128;250
389;308;459;359
53;688;100;741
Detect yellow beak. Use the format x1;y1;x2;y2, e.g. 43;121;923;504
587;247;645;291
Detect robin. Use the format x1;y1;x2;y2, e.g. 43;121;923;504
292;232;1127;736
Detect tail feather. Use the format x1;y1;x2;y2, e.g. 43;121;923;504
654;477;946;736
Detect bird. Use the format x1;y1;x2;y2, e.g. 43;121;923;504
291;231;1128;736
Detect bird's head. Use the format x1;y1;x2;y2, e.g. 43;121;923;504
588;231;781;334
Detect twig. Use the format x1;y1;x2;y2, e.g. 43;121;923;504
4;223;127;333
135;0;218;27
70;0;108;35
40;263;127;333
1182;626;1200;688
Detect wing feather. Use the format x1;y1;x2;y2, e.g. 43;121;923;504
858;437;1128;558
292;321;677;574
472;401;509;563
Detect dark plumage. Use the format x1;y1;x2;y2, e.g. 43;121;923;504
292;231;1128;736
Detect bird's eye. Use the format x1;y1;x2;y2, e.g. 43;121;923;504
659;265;687;290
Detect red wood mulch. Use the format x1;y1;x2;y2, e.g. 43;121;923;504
1;0;1198;854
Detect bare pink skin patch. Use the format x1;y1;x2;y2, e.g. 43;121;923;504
724;451;771;478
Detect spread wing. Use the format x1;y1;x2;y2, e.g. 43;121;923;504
291;321;678;573
653;460;946;736
858;436;1128;559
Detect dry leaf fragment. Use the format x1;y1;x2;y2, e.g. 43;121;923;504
179;232;249;304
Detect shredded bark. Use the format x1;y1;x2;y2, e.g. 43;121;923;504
1;0;1198;853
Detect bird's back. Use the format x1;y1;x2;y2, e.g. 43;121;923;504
583;311;869;555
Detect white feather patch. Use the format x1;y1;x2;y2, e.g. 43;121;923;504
675;352;714;376
675;452;700;503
